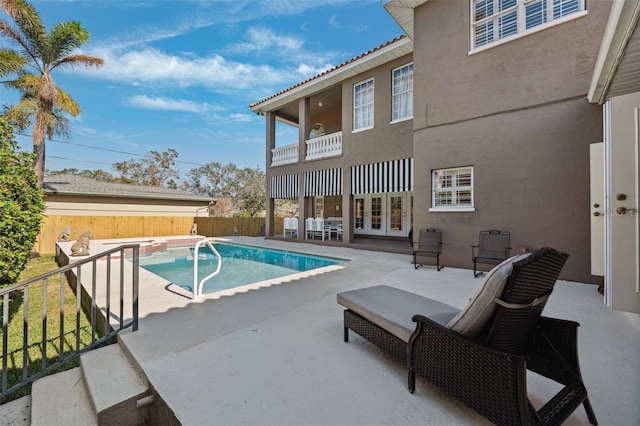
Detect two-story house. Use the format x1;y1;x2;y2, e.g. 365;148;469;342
250;0;612;284
250;35;415;243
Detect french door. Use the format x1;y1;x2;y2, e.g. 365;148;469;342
354;193;411;237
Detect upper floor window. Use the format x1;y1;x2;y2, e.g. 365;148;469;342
392;63;413;122
471;0;585;50
353;78;374;132
431;166;474;211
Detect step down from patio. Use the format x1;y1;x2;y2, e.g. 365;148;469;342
31;367;96;426
30;342;150;426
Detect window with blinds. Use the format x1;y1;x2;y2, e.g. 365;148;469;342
432;167;474;210
472;0;585;50
353;78;374;131
392;63;413;122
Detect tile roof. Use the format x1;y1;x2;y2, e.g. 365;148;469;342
43;174;212;202
249;35;408;109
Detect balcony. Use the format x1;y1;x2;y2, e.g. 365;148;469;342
271;144;299;166
270;131;343;167
305;131;342;161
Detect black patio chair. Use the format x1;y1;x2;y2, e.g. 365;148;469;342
412;228;443;271
409;248;598;426
472;230;511;277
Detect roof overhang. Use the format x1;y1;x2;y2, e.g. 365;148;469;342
383;0;430;39
588;0;640;104
250;37;413;114
44;190;213;203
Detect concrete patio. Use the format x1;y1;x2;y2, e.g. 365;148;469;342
4;236;640;425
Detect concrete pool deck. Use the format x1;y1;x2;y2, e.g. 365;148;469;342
22;237;640;424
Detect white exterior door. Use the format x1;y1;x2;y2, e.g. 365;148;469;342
353;193;411;237
368;195;385;236
604;94;640;314
387;193;409;237
353;194;385;236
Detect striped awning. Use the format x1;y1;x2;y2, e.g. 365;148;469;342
350;158;414;195
304;168;343;197
269;174;298;199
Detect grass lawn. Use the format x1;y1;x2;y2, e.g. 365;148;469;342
1;254;94;403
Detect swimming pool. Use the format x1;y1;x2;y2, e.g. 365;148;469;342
139;241;345;295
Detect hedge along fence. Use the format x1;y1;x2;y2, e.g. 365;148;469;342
35;216;284;254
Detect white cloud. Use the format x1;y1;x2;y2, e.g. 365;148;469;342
328;14;367;31
228;113;255;122
296;63;334;77
87;47;291;90
127;95;221;113
227;27;304;54
65;1;362;105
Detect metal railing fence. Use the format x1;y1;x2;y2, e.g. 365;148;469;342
0;244;139;399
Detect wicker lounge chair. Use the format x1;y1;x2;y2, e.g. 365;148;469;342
412;228;443;270
472;229;511;277
337;248;597;426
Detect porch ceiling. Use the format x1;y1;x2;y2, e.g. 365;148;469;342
277;84;342;127
588;0;640;104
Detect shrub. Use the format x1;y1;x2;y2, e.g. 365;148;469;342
0;116;45;288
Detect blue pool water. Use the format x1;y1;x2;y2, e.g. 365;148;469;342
139;242;345;294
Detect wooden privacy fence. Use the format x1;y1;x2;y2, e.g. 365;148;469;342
35;216;284;254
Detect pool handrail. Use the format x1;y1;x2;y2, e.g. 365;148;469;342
193;238;222;299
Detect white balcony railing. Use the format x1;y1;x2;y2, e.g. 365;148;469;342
270;131;343;167
271;144;299;166
305;131;342;161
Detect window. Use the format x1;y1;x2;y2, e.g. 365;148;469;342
353;78;374;131
392;63;413;122
431;167;474;211
471;0;585;50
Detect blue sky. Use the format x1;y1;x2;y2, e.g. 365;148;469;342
0;0;404;183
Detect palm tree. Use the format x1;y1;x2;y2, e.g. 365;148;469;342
0;0;104;187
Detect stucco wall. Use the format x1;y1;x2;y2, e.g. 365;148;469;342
341;53;414;165
410;0;612;282
413;0;612;129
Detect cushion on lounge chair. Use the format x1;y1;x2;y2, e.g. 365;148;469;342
337;285;459;343
447;252;531;338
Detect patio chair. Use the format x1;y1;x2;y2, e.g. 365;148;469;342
412;228;443;271
334;223;343;239
318;219;331;241
472;229;511;277
409;248;597;425
338;248;597;426
284;217;298;238
305;218;315;239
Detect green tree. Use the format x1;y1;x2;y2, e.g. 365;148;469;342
185;162;265;217
0;0;104;187
233;166;266;217
0;116;45;288
113;149;180;189
48;167;115;182
186;161;238;199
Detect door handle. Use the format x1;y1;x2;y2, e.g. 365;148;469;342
616;207;638;215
